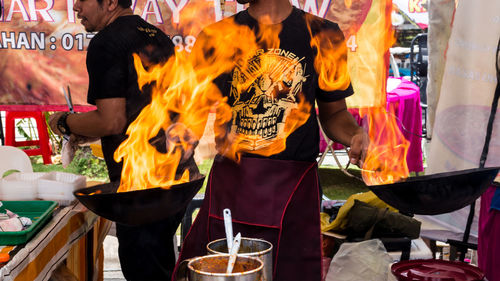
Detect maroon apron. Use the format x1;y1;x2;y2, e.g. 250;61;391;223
173;156;322;281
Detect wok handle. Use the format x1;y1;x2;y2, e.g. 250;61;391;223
175;259;190;281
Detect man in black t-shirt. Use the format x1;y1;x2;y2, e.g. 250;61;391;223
48;0;180;279
175;1;368;281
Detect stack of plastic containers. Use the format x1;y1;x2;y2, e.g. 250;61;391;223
37;172;86;206
0;172;45;201
0;171;86;206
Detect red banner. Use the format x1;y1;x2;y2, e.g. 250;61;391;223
0;0;375;111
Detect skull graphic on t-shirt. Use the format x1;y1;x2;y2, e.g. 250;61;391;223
228;48;308;150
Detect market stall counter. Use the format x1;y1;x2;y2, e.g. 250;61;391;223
0;198;110;281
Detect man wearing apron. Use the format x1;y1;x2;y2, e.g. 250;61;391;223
48;0;182;279
175;0;367;280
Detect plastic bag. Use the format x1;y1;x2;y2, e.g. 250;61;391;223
61;135;100;168
325;239;393;281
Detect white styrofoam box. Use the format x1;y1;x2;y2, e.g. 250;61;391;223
0;172;47;200
37;172;86;204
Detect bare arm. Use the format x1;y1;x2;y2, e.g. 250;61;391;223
317;99;368;166
49;98;127;138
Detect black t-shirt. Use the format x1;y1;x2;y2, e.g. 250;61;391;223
86;15;174;181
198;7;353;162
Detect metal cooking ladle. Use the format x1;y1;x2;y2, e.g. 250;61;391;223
226;232;241;273
223;208;233;250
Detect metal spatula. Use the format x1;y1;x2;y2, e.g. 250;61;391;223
226;232;241;274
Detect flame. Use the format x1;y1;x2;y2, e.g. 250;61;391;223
113;0;408;192
304;2;409;186
114;9;311;192
169;2;216;40
348;0;410;185
360;106;410;185
305;14;351;93
114;53;212;192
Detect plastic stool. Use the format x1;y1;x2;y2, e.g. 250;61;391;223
5;111;52;164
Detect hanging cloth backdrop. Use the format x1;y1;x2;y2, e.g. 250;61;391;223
427;0;500;174
0;0;394;111
418;0;500;250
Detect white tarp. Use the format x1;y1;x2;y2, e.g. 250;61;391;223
427;0;500;173
420;0;500;243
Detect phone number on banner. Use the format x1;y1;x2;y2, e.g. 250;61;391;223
0;32;95;51
0;32;199;53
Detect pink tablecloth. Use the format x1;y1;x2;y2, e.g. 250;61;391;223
320;77;424;173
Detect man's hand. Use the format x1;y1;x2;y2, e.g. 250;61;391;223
317;99;370;167
48;112;67;136
69;134;100;145
348;128;369;167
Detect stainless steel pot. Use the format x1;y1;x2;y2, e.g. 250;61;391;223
207;238;273;281
176;254;263;281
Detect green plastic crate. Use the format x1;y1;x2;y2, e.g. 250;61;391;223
0;201;58;245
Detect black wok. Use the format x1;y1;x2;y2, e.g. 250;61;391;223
74;176;205;226
367;167;499;215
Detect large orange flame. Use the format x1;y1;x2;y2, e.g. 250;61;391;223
348;0;410;185
115;0;409;192
361;106;410;185
115;10;312;192
305;14;351;93
114;52;219;192
305;0;409;186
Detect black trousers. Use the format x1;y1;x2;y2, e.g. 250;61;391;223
116;209;185;281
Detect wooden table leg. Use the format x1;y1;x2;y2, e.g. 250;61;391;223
87;227;94;281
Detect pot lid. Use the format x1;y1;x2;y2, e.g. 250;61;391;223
391;259;484;281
